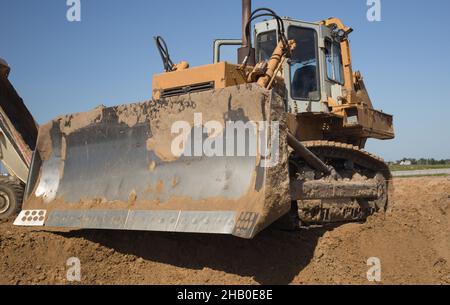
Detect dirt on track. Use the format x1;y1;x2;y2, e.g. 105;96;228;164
1;177;449;285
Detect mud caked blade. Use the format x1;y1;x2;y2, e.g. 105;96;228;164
16;84;290;239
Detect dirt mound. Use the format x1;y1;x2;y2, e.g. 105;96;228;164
1;177;449;285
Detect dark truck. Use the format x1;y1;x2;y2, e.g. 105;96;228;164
0;58;38;219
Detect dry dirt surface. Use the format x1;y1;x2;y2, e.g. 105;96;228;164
1;177;449;285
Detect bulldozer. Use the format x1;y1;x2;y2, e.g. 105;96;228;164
0;58;38;220
13;1;394;239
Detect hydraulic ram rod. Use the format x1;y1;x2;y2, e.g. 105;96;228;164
287;132;331;175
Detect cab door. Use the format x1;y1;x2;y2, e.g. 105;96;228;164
320;25;346;106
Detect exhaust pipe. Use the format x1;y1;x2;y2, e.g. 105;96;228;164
241;0;251;47
237;0;256;65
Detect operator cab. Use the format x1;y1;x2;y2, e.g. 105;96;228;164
254;18;346;114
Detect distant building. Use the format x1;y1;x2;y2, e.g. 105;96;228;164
399;160;412;166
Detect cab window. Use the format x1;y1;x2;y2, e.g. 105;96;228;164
288;27;320;101
256;31;277;62
325;39;344;84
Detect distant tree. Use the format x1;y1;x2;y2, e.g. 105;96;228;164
418;158;427;165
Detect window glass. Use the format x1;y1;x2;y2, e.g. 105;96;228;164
256;31;277;62
288;27;320;101
325;39;344;84
333;42;344;84
325;40;334;81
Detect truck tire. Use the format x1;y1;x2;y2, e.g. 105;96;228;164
0;177;24;221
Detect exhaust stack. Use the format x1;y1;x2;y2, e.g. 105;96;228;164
237;0;256;65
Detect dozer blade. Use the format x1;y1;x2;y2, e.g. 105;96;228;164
15;84;290;239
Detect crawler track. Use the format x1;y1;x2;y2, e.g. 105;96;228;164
290;141;391;226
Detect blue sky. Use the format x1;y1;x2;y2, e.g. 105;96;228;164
1;0;449;161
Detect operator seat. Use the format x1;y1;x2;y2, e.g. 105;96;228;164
292;65;317;99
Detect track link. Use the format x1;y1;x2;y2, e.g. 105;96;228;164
302;140;391;179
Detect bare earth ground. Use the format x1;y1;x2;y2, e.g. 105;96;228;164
0;177;449;285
